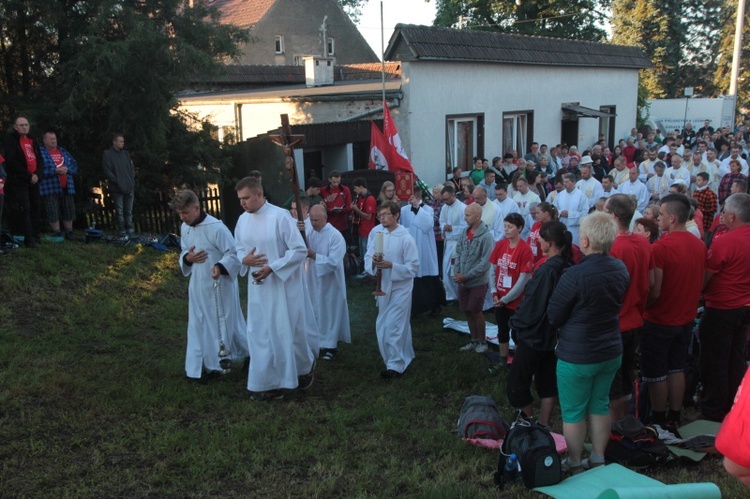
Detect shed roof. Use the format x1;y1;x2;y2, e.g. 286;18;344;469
190;63;402;86
384;24;651;70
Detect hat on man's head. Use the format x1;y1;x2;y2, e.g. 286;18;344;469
579;155;594;165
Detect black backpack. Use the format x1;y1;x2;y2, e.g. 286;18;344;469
495;419;561;488
606;417;674;470
457;395;509;440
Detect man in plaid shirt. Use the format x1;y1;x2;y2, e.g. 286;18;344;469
39;130;78;239
693;172;718;234
718;159;748;206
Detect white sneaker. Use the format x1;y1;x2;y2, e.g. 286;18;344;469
475;342;489;353
459;342;476;352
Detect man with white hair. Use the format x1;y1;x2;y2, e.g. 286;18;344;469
305;205;351;361
575;158;604;209
665;153;692;187
438;185;466;302
553;173;588;244
617;167;650;212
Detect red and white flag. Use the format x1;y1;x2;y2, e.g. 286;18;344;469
382;105;414;173
369;121;390;170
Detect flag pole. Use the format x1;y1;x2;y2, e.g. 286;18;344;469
380;0;386;109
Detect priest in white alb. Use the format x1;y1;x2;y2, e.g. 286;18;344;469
170;189;249;381
304;205;351;361
553;173;589;245
575;160;604;210
365;201;419;379
510;176;541;239
438;184;466;301
616;167;650;212
234;177;317;401
400;189;445;315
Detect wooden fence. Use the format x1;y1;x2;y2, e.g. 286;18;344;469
85;185;223;235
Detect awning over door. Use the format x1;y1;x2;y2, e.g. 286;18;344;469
561;105;616;119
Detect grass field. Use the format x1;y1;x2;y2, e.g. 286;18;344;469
0;240;745;497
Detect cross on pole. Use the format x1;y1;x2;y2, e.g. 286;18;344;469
269;114;307;244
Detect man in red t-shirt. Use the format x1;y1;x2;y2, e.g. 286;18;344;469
350;177;377;277
2;116;42;248
699;193;750;422
605;194;655;419
640;194;706;427
716;366;750;487
319;171;352;237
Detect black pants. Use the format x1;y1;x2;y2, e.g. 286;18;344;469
9;183;41;242
507;342;558;408
698;306;750;421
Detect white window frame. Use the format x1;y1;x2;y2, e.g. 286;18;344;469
327;37;335;56
446;115;478;174
503;112;531;156
274;35;284;54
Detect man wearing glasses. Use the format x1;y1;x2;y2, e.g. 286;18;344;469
364;201;419;379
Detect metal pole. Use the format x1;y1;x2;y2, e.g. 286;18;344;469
729;0;746;127
380;0;386;106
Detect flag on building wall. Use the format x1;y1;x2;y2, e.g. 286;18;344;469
368;122;390;170
382;106;414;173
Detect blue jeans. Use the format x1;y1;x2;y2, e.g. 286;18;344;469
112;191;134;234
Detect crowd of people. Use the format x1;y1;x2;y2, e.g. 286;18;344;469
4;116;750;484
1;116;136;249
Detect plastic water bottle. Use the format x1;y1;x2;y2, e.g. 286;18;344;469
503;453;520;485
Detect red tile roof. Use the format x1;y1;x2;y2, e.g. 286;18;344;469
208;0;276;29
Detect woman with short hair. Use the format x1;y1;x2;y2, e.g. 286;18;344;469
547;212;630;474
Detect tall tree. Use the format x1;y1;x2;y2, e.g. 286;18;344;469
0;0;246;192
434;0;607;41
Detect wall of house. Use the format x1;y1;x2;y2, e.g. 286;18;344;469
238;0;377;66
398;61;640;187
178;97;383;141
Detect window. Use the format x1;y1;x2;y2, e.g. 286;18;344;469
599;106;616;148
503;111;533;156
327;38;335;56
446;114;484;176
275;35;284;54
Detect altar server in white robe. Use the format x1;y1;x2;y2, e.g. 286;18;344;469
438;185;466;301
365;201;419;378
234;177;317;400
400;189;445;315
575;162;604;209
305;205;351;361
171;189;249;380
616;166;650;212
553;173;589;245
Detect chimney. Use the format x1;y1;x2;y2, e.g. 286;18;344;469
304;56;334;88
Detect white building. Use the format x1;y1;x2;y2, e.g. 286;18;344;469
178;24;650;188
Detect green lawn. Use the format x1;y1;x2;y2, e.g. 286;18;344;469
0;241;744;497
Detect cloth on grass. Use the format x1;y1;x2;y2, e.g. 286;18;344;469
442;317;516;349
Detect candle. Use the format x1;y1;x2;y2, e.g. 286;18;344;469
374;232;383;253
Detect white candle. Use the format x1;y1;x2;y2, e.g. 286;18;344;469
374;232;383;253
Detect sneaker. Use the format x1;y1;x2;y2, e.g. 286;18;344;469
250;389;284;401
475;342;489;354
298;363;315;390
459;342;477;352
561;457;588;475
320;349;336;361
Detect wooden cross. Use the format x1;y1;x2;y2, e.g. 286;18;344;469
269;114;307;244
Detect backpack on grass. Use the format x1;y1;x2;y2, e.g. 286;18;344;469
606;416;674;470
457;395;509;440
495;416;561;489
